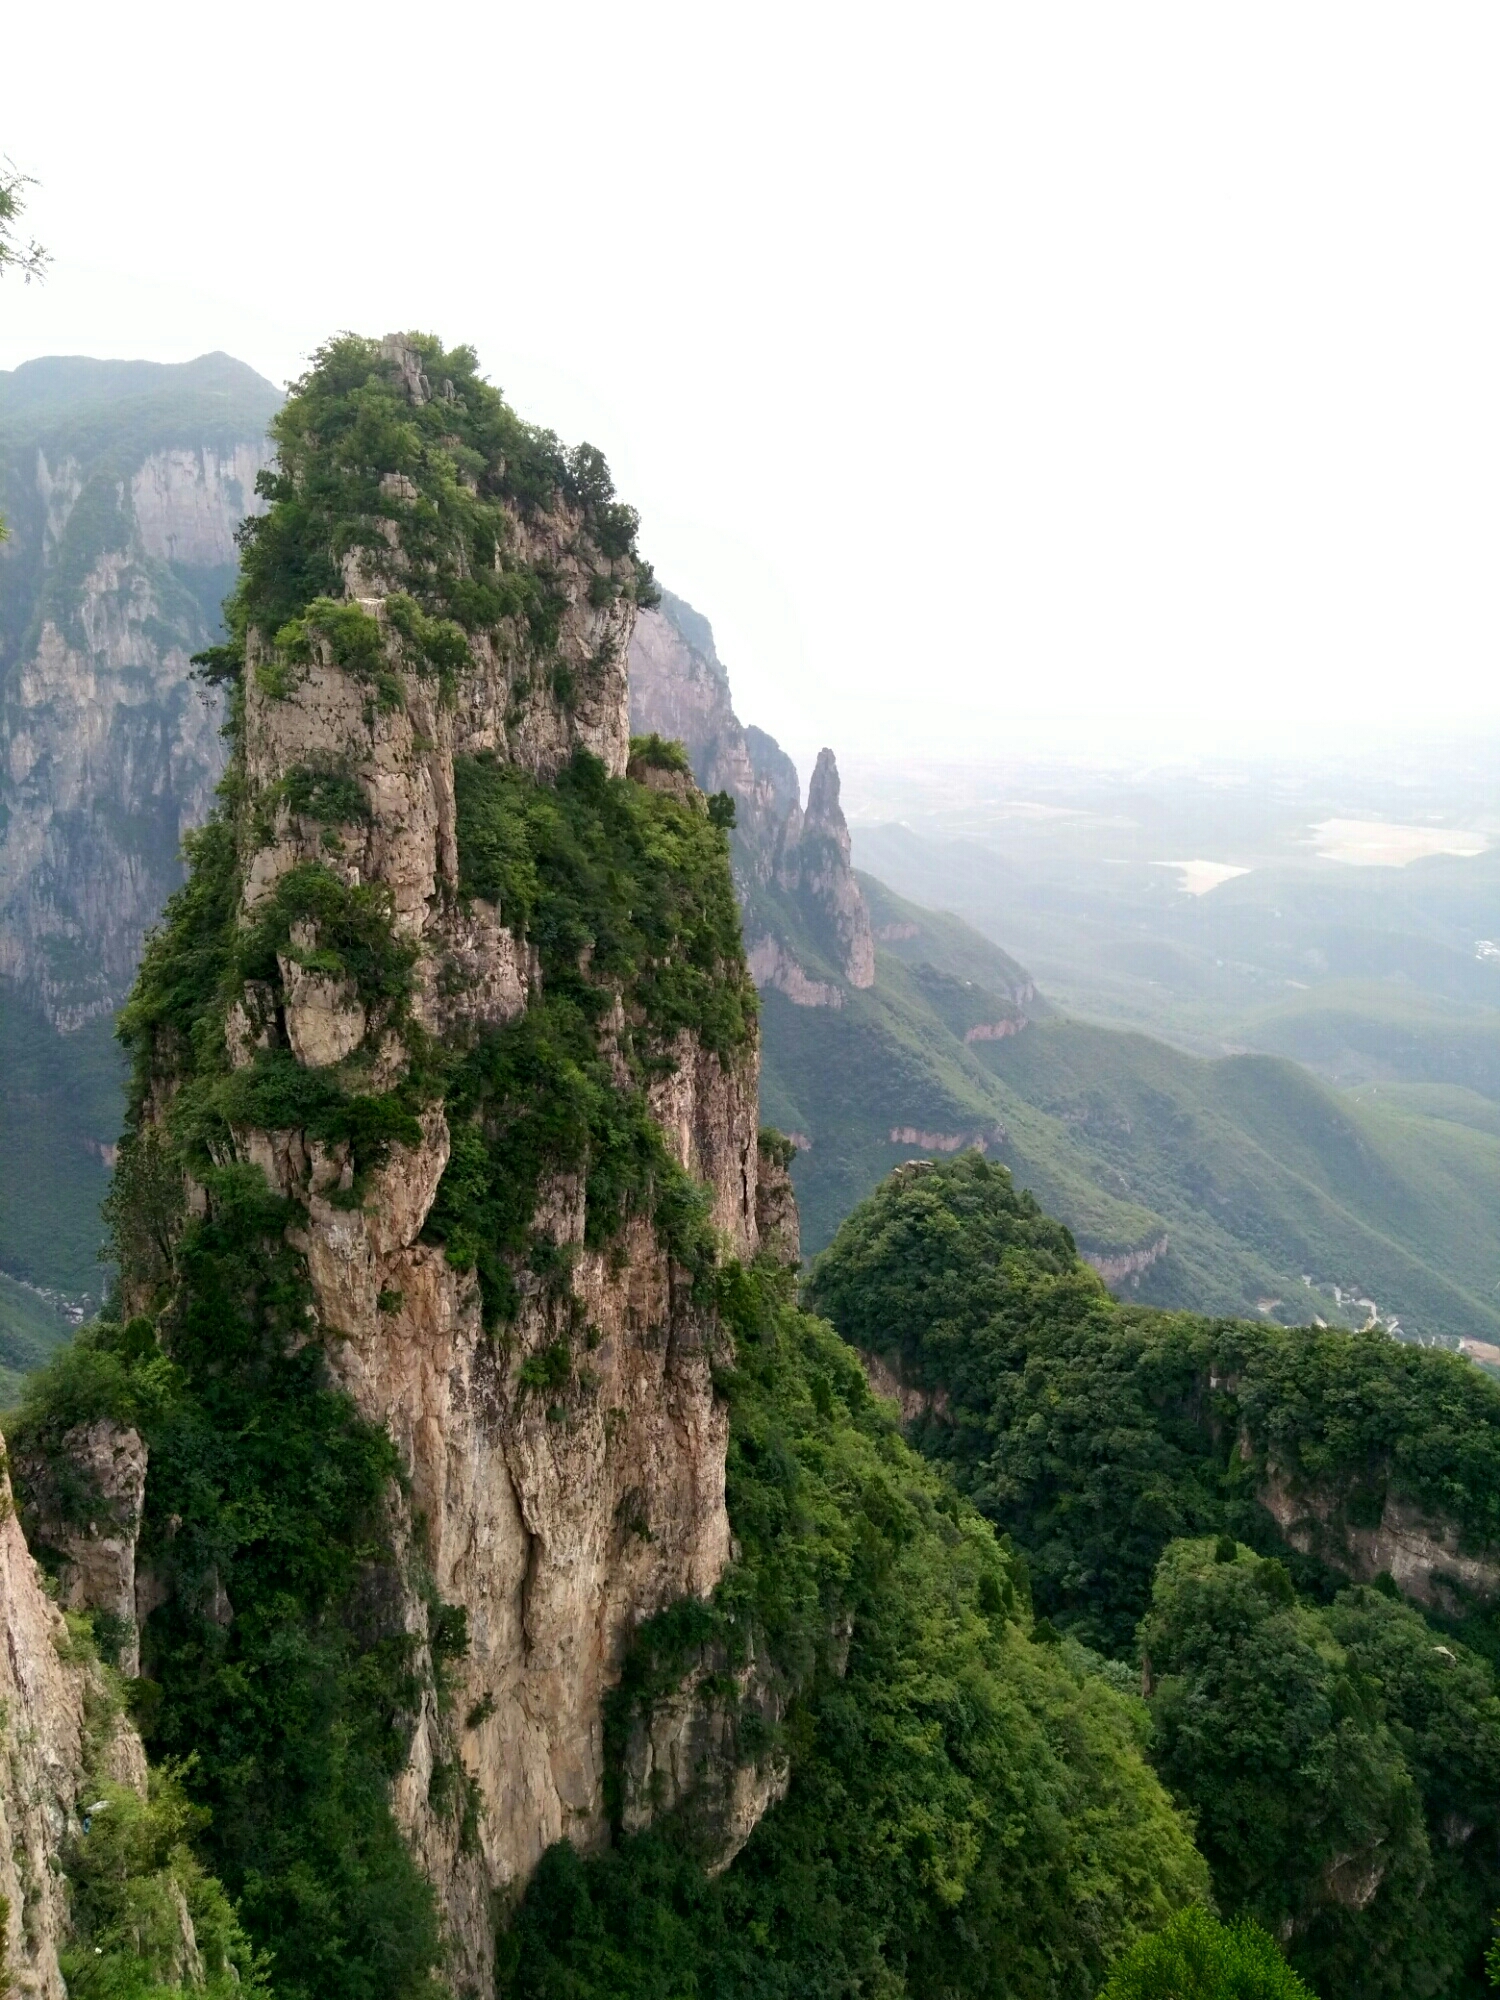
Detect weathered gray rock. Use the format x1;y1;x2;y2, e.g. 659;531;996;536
618;1635;790;1874
629;597;878;1000
0;355;281;1028
754;1138;801;1265
1258;1463;1500;1612
0;1431;151;1995
185;350;780;1994
14;1418;149;1677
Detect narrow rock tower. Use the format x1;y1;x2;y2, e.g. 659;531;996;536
99;334;772;1991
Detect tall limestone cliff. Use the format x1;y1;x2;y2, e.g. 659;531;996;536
629;596;875;1006
630;592;1039;1251
0;354;282;1027
0;1441;144;1996
0;353;283;1314
53;334;780;1996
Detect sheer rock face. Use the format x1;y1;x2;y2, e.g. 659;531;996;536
626;596;788;863
129;443;267;567
1258;1466;1500;1612
629;598;877;996
0;1434;148;1998
0;546;235;1027
0;360;280;1028
754;1144;801;1266
18;1419;150;1679
331;1200;738;1974
176;351;771;1992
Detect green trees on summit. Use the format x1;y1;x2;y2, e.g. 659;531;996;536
1098;1908;1313;2000
221;331;656;682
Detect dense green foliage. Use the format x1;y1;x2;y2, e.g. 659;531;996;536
62;1765;270;1998
809;1154;1500;1994
805;1152;1500;1656
454;749;752;1060
423;747;754;1321
1142;1540;1431;1996
1097;1906;1314;2000
1139;1539;1500;1996
13;1169;447;2000
1325;1585;1500;1985
499;1265;1208;1998
223;331;654;680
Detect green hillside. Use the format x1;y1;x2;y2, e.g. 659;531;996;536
766;878;1500;1342
983;1016;1500;1339
1237;978;1500;1092
0;1270;73;1406
761;874;1158;1259
0;984;122;1308
806;1153;1500;1997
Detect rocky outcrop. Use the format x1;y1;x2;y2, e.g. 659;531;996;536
783;750;875;989
858;1349;951;1427
1258;1468;1500;1612
755;1136;800;1265
745;936;844;1009
629;599;878;999
0;354;281;1028
15;1419;149;1676
617;1636;790;1872
889;1126;1003;1153
1083;1234;1170;1287
114;341;788;1994
965;1018;1024;1042
231;581;751;1988
0;1433;149;1996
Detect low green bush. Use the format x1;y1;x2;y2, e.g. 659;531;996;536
1098;1906;1314;1999
61;1764;270;1998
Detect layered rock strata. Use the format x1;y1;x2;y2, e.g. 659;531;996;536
0;354;282;1027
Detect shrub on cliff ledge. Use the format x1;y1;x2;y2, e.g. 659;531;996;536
426;744;756;1321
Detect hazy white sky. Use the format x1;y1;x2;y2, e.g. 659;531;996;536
6;3;1500;774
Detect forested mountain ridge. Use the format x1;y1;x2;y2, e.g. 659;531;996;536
807;1151;1500;1997
2;334;1220;1998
